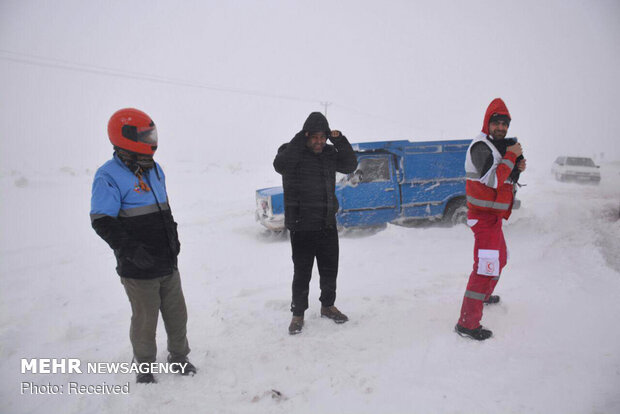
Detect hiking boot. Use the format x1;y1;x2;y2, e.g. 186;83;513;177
484;295;500;305
167;355;197;376
288;315;304;335
136;372;156;384
321;306;349;324
455;324;493;340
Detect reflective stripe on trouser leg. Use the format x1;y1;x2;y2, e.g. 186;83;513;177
458;271;489;329
465;290;486;300
458;213;508;329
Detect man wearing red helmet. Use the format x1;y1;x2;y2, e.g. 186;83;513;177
90;108;196;383
455;98;526;340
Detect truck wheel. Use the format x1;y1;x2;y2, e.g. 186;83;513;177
444;198;468;226
260;229;289;240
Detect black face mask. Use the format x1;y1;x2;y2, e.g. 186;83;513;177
115;147;155;173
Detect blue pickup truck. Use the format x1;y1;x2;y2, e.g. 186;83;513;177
256;139;482;232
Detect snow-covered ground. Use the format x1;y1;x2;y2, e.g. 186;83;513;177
1;159;619;414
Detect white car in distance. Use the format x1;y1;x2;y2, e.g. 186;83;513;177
551;156;601;184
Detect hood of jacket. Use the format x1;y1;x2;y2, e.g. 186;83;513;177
482;98;511;135
302;112;330;135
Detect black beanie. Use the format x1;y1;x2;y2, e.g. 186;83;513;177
302;112;330;134
489;113;511;126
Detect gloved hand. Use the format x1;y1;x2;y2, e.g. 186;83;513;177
126;245;155;269
329;130;343;143
507;142;523;157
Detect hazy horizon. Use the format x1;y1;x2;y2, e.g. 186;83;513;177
1;0;619;173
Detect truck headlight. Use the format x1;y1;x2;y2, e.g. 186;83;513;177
256;196;272;218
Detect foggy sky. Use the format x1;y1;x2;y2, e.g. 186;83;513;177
1;0;619;173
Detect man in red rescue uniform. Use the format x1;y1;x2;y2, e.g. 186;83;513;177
455;98;526;340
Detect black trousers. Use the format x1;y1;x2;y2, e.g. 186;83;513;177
290;228;339;316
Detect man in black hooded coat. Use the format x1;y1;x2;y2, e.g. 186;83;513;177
273;112;358;334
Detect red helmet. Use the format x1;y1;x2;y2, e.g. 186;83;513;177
107;108;158;155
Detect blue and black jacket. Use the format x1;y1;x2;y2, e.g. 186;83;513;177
90;154;180;279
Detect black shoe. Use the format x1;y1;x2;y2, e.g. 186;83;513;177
321;306;349;324
167;355;197;376
288;315;304;335
484;295;500;305
455;324;493;340
136;373;156;384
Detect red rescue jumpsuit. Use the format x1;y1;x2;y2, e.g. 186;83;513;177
458;98;517;330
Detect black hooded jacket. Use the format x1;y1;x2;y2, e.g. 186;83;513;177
273;115;357;231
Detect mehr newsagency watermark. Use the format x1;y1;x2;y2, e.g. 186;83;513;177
20;358;188;395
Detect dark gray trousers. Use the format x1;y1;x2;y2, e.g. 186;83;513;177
120;270;190;363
